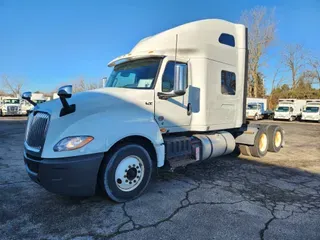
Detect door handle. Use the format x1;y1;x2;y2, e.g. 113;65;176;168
187;103;192;116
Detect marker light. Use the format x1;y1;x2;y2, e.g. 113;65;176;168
53;136;93;152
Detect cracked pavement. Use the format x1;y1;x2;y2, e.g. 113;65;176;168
0;118;319;240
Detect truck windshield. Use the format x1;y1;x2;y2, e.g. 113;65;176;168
304;106;319;113
276;106;289;112
3;99;20;104
106;58;161;89
247;105;257;110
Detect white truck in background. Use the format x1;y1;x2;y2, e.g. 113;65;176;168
246;98;267;120
274;99;306;121
301;99;320;122
22;19;285;203
0;97;22;116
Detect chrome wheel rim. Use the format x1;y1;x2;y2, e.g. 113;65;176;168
274;131;282;148
259;133;268;152
115;155;144;192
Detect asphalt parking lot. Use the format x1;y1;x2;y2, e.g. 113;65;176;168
0;117;319;240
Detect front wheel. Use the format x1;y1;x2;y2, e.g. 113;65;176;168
99;144;153;202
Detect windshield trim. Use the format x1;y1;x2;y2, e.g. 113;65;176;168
3;99;20;104
107;57;164;90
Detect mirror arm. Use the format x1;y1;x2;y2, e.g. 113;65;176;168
27;99;37;106
157;91;185;100
60;97;70;109
22;97;37;106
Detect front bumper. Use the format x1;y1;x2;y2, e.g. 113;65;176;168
301;116;320;121
24;151;104;196
2;111;22;116
274;115;289;120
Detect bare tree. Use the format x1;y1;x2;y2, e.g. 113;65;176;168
306;56;320;86
240;6;276;97
1;75;24;96
282;44;306;88
72;78;103;93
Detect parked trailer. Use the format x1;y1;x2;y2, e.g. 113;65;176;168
301;99;320;122
274;99;306;121
246;98;267;120
22;19;284;202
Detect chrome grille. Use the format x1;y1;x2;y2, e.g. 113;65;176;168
25;112;50;152
7;106;18;113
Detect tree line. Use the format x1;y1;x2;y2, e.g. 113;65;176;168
241;6;320;109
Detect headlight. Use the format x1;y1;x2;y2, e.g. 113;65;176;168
53;136;94;152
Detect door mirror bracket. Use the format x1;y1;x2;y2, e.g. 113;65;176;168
158;63;187;100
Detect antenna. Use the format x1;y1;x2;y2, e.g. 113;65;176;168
174;34;178;64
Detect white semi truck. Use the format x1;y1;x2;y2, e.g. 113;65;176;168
0;97;22;116
274;99;306;121
301;99;320;122
246;98;267;120
22;19;284;202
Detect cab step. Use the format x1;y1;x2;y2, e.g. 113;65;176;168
163;136;202;169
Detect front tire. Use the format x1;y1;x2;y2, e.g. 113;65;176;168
99;144;153;202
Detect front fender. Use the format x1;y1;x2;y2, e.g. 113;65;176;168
41;112;165;167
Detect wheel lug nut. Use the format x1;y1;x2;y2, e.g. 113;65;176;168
129;182;132;184
138;171;141;173
124;175;127;178
133;164;135;167
125;180;128;183
134;180;136;183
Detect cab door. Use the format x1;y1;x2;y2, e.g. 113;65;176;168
154;57;191;132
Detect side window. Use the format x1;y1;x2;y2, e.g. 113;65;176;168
221;70;236;95
162;61;187;92
219;33;235;47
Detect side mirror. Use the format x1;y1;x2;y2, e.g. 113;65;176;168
174;64;187;95
58;85;72;99
22;92;32;100
57;85;76;117
157;63;187;100
21;92;36;106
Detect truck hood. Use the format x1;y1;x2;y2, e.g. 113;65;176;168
36;88;155;120
27;87;160;159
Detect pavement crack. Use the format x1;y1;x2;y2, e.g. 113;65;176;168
259;217;275;240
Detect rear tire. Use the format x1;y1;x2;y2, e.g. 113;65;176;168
267;125;284;152
289;116;294;122
99;144;153;202
249;128;269;158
